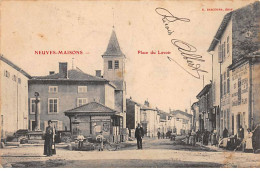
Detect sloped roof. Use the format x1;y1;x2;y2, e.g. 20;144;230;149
140;104;157;111
126;98;141;107
64;101;116;115
196;84;211;98
207;12;232;52
0;55;31;78
171;110;192;118
31;69;107;82
102;30;124;57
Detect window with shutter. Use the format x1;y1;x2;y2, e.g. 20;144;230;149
58;121;63;130
77;98;88;107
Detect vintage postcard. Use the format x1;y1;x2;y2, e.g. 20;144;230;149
0;0;259;168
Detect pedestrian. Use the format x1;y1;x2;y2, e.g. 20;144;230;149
52;126;56;155
223;127;228;138
211;130;217;146
162;132;165;139
237;126;244;142
203;129;209;145
244;128;253;152
96;131;104;151
135;123;144;149
190;130;196;146
77;134;85;150
157;131;160;139
44;120;54;156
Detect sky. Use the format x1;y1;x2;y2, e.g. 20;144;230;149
0;0;256;113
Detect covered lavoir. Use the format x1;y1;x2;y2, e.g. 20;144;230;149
64;101;123;142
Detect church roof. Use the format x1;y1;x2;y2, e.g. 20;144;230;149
64;101;117;115
102;30;124;57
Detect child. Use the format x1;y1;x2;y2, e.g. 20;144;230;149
96;131;104;151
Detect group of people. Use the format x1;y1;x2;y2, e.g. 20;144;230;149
187;125;259;152
157;131;165;139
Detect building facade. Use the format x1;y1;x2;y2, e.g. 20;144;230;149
196;84;214;132
170;110;192;135
207;1;260;138
0;55;31;139
126;98;141;131
28;62;115;132
140;101;160;137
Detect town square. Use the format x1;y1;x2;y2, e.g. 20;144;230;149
0;0;260;168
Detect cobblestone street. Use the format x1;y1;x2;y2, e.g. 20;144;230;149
1;137;259;168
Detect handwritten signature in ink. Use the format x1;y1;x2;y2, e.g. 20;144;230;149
155;7;207;79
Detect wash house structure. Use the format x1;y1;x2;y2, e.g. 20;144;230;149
64;101;123;142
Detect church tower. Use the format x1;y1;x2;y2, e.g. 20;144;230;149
102;29;125;81
102;29;127;129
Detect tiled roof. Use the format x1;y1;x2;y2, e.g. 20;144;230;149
102;30;124;57
0;55;31;78
31;69;107;82
196;84;211;98
140;104;157;111
171;110;192;118
207;12;232;52
64;101;116;114
126;98;141;106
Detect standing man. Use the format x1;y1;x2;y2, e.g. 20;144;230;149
135;123;144;149
157;131;160;139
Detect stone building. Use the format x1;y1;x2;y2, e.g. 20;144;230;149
28;62;116;132
140;100;160;137
126;98;141;131
170;110;192;135
207;1;260;138
0;55;31;139
102;29;127;129
196;84;214;132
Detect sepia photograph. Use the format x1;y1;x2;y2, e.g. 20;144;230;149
0;0;259;168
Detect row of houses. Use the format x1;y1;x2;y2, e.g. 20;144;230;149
1;29;127;142
191;1;260;140
126;98;192;138
0;28;192;143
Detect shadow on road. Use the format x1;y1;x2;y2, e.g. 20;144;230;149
11;159;224;168
1;155;45;158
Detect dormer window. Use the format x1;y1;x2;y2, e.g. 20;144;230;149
108;61;113;69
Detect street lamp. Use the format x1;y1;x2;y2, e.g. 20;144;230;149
34;92;40;131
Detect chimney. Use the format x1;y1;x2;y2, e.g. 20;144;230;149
49;71;55;75
59;62;68;79
144;100;149;107
96;70;101;77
